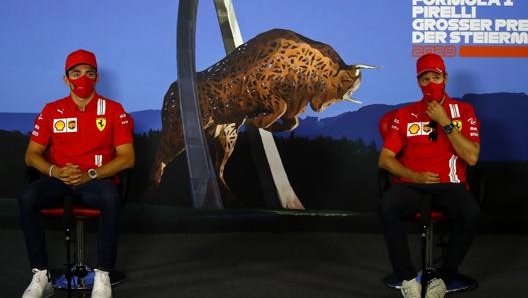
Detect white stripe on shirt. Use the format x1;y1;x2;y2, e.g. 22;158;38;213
448;155;460;183
95;155;103;167
449;103;460;119
97;99;106;116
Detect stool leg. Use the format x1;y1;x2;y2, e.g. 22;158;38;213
421;222;436;297
420;194;434;297
76;219;85;266
73;219;92;289
65;226;72;298
64;192;74;297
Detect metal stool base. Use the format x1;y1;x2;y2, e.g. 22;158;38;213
383;272;478;293
50;268;125;290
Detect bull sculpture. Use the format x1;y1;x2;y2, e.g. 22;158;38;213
150;28;368;206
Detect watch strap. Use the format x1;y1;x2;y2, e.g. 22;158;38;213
443;122;455;134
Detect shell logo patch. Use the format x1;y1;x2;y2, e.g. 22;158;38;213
96;118;107;131
53;118;77;133
54;120;65;131
408;123;421;135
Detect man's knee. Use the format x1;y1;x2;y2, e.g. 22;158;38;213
99;190;122;212
379;195;403;224
18;188;39;212
462;192;481;223
465;203;481;227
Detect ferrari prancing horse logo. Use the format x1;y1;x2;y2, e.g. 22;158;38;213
96;118;106;131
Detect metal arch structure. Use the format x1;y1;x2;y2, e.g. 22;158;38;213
212;0;243;53
176;0;301;209
176;0;222;209
211;0;302;209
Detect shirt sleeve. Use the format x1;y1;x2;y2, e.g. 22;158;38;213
30;104;52;147
382;109;405;154
112;103;134;147
460;104;480;143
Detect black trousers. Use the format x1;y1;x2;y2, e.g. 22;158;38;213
18;177;122;271
379;183;481;281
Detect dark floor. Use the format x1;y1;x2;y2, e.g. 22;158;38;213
2;230;528;298
1;199;527;298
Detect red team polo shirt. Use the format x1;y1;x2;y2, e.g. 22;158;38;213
383;96;480;184
30;93;133;172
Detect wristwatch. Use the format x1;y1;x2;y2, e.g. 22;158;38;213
443;122;455;135
88;168;98;180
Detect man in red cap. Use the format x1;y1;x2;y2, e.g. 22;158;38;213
378;53;481;298
18;49;135;298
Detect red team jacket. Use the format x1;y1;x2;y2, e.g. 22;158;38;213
31;93;134;172
383;96;480;184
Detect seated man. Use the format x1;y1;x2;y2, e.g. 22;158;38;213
378;53;481;298
18;49;135;298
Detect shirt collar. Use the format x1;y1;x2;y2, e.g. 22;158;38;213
65;92;100;112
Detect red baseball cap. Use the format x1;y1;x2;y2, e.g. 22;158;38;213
416;53;445;77
65;49;97;72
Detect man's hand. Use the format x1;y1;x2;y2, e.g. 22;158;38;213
426;101;451;126
412;171;440;184
56;163;88;185
379;148;440;184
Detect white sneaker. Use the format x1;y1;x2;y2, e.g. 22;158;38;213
91;269;112;298
401;278;421;298
22;269;53;298
425;278;447;298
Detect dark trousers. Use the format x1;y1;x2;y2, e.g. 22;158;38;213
18;177;122;271
379;183;480;281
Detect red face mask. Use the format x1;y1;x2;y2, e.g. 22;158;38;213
70;75;96;98
420;81;445;102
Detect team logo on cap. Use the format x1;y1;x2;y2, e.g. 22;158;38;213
96;118;106;131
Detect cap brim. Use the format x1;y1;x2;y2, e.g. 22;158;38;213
66;63;97;72
417;68;444;76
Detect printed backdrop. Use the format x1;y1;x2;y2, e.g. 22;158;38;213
0;0;526;213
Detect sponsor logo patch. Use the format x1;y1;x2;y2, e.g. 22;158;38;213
53;118;77;133
407;121;437;137
408;123;421;135
423;122;434;133
68;120;76;130
54;120;65;131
